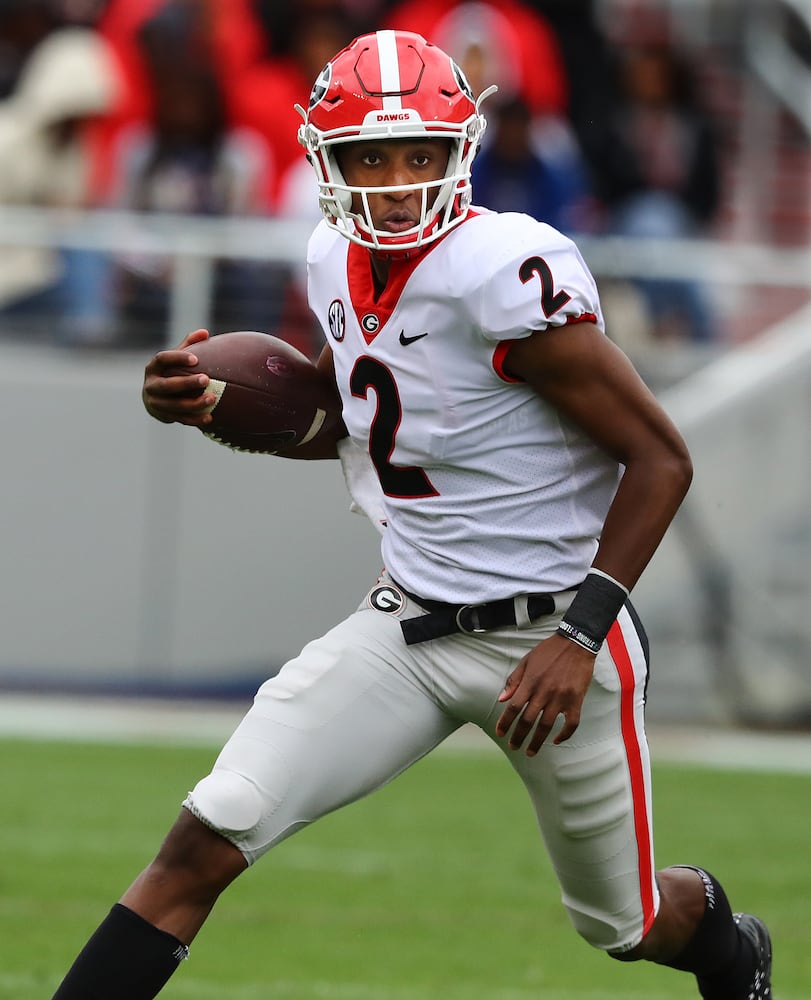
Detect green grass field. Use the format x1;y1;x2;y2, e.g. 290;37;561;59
3;735;808;999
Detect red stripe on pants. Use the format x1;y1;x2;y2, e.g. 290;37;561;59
607;618;657;937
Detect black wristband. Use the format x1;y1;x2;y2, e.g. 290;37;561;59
557;571;628;653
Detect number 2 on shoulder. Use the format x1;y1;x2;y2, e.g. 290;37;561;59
519;256;571;318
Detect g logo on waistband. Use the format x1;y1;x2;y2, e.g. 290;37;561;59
367;584;405;615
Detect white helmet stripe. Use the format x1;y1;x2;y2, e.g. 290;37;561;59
377;29;403;113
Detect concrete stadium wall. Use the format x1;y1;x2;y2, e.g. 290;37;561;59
629;306;811;724
0;343;381;693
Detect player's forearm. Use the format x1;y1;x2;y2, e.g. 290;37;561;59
591;449;693;591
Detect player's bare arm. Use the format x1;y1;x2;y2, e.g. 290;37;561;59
496;322;693;755
508;321;693;590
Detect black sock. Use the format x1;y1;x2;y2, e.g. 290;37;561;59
665;867;756;999
52;903;189;999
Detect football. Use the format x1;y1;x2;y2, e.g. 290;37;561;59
173;331;343;455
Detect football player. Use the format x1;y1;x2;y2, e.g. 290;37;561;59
53;31;772;1000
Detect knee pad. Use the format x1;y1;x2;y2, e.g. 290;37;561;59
184;769;264;836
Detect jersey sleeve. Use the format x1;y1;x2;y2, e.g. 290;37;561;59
471;214;604;342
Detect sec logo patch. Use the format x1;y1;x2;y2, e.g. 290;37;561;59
367;584;406;615
328;299;345;341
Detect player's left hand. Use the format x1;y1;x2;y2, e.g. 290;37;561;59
495;634;596;755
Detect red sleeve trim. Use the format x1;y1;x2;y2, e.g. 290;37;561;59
492;340;524;383
493;314;598;382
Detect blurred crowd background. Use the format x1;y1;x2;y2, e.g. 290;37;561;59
0;0;808;361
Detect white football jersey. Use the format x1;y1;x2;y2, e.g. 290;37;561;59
307;209;621;602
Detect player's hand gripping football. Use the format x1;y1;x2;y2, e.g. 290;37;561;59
496;634;596;755
142;328;216;426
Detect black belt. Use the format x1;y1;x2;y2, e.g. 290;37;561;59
398;586;557;646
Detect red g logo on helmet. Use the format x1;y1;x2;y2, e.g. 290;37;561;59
308;63;332;110
451;59;474;101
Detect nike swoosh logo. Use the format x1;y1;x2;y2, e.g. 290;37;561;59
399;330;429;346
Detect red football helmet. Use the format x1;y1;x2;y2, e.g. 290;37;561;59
297;30;496;256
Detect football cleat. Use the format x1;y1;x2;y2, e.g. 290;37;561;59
733;913;773;999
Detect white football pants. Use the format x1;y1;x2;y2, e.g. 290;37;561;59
184;575;658;952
